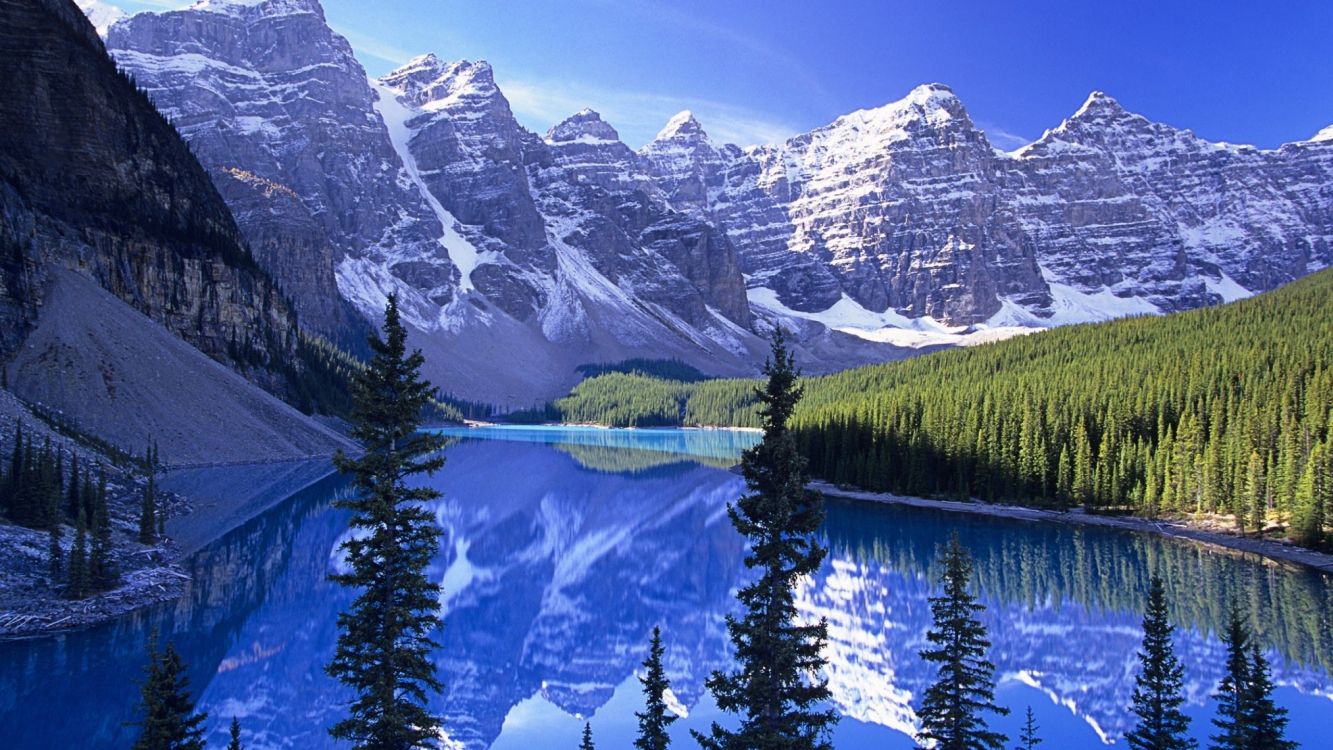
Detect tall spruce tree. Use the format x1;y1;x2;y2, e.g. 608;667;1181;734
90;470;117;591
1242;643;1295;750
1126;576;1195;750
1290;443;1325;548
140;472;158;544
48;518;63;580
227;718;243;750
326;295;447;749
67;508;90;599
65;451;81;522
580;722;595;750
635;626;677;750
132;637;207;750
1210;606;1252;750
4;420;21;519
916;534;1009;750
695;329;837;750
1017;706;1041;750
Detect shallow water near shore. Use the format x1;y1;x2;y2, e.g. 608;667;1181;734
0;426;1329;749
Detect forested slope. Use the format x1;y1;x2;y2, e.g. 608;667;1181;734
558;269;1333;547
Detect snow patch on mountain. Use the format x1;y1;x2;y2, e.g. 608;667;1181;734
989;282;1162;328
189;0;317;18
334;257;435;330
1203;274;1252;303
371;80;491;293
748;287;1034;348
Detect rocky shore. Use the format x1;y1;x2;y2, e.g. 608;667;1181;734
813;480;1333;575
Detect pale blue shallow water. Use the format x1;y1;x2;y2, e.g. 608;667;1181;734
1;426;1329;749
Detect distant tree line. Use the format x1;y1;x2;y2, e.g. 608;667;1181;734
576;358;710;383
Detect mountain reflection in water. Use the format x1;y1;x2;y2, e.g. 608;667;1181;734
0;426;1328;749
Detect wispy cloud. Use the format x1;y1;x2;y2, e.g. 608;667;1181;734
598;0;834;109
337;28;416;68
497;74;799;148
975;120;1033;150
118;0;193;10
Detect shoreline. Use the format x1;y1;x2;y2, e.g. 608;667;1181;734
0;458;339;639
812;480;1333;575
452;421;763;433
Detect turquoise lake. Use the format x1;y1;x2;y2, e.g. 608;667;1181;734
0;426;1329;748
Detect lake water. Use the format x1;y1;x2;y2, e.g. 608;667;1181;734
1;426;1330;749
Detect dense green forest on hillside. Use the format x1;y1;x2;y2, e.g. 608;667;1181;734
555;270;1333;548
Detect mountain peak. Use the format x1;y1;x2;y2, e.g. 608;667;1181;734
384;52;448;81
188;0;325;18
379;55;496;104
405;52;442;68
906;82;958;104
837;81;971;136
904;83;969;120
653;110;707;142
76;0;126;36
1311;124;1333;143
1072;90;1128;119
547;109;621;144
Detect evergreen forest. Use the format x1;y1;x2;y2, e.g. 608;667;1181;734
554;268;1333;549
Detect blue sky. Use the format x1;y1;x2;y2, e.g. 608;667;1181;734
115;0;1333;149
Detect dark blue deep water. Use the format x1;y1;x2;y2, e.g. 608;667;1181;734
1;426;1330;749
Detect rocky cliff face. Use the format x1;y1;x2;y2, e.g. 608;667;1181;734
640;85;1333;326
1008;92;1332;313
0;0;352;461
101;0;410;342
0;0;298;374
364;54;770;403
98;4;791;403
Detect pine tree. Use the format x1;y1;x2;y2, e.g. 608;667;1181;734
1240;451;1265;534
326;295;447;750
227;718;243;750
916;534;1009;750
1017;706;1041;750
65;452;81;522
48;518;63;581
695;330;837;750
1072;422;1094;510
1210;606;1252;750
635;626;677;750
580;722;595;750
1243;643;1295;750
81;470;95;527
1125;576;1195;750
90;470;117;591
1291;442;1325;548
132;637;207;750
53;445;64;519
67;509;90;599
140;472;158;544
3;420;20;520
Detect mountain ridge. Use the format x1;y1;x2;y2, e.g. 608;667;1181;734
85;0;1333;403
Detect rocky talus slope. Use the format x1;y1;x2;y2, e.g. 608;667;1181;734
1;0;351;462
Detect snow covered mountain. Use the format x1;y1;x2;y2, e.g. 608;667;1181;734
640;84;1333;330
85;0;1333;402
94;0;887;404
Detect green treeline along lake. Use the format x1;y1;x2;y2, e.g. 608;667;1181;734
554;267;1333;549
